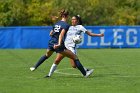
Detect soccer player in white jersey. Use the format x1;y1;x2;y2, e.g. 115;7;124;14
47;15;104;77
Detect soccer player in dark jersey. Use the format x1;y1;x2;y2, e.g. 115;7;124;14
47;15;104;77
30;9;93;77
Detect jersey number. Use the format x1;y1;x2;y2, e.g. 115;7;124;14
54;25;61;32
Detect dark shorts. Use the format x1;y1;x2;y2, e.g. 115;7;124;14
48;39;66;53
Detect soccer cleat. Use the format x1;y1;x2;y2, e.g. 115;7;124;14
30;67;36;71
84;69;94;78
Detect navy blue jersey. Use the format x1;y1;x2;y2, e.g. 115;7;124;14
48;21;69;53
51;21;69;44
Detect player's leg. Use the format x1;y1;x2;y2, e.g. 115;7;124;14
67;47;77;68
67;47;76;68
46;53;65;77
30;49;54;71
70;58;76;68
60;49;87;76
70;58;90;71
68;47;89;71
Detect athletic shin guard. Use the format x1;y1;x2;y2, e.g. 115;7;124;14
74;59;86;76
34;55;48;68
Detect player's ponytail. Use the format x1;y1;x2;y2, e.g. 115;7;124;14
74;15;83;25
77;15;83;25
51;9;69;21
60;9;69;18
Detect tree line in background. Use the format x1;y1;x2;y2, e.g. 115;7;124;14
0;0;140;26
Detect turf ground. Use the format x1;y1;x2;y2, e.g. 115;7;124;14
0;49;140;93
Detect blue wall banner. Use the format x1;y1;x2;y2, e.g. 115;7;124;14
0;26;140;49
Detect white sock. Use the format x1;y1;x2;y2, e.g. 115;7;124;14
48;63;57;77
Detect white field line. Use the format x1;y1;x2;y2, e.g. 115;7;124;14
54;68;140;77
55;68;81;76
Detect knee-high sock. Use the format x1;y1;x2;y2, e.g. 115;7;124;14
75;67;88;71
34;55;48;68
48;63;57;77
74;59;86;76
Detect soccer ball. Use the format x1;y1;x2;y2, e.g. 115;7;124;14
73;35;82;44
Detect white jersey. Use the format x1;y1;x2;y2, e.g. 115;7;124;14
64;25;87;54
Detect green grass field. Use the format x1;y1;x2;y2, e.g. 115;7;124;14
0;49;140;93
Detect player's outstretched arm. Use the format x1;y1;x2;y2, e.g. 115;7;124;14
86;31;104;37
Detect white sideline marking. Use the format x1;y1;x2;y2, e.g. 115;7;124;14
54;68;140;78
54;68;81;76
55;71;81;76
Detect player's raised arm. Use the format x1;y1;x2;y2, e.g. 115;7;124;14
85;31;104;37
74;15;104;37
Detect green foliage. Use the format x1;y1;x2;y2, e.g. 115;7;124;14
0;0;139;26
0;0;28;26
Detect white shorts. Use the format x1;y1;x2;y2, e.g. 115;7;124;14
65;46;77;55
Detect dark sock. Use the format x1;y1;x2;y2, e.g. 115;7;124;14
34;55;48;68
74;59;86;76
